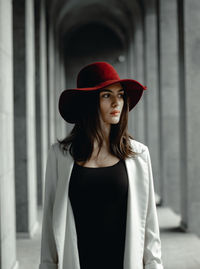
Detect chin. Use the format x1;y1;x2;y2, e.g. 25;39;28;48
103;116;120;125
110;119;120;124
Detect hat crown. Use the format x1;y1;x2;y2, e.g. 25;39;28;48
77;62;120;88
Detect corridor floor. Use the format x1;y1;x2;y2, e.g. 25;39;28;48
16;206;200;269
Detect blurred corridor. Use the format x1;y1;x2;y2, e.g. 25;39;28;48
1;0;200;268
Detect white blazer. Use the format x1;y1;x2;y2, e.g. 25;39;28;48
39;139;164;269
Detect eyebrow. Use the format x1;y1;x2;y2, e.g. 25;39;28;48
100;88;124;93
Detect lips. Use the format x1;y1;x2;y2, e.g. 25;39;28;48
110;110;120;115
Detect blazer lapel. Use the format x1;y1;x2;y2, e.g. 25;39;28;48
124;155;148;269
52;150;74;268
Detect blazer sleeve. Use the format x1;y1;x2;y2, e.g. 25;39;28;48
143;146;164;269
39;145;58;269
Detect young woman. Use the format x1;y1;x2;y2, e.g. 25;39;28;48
39;62;164;269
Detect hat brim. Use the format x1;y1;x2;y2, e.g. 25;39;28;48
59;79;147;123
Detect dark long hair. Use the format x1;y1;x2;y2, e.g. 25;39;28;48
58;87;137;163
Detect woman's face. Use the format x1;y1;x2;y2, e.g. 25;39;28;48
99;82;124;125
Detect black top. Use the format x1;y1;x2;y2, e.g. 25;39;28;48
68;159;129;269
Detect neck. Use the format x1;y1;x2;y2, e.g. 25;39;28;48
93;121;111;153
100;119;111;144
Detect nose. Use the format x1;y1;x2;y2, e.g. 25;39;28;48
111;96;119;107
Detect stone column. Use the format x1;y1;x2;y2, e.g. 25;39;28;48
54;37;62;140
144;0;161;196
40;0;49;201
127;24;135;79
158;0;181;213
56;39;67;140
126;21;136;137
132;8;146;143
35;0;49;205
181;0;200;235
13;0;38;236
48;23;56;145
35;0;42;205
0;0;18;268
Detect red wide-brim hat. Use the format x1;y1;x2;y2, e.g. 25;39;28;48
59;61;147;123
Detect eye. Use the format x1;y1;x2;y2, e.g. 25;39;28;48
118;93;124;98
101;93;110;98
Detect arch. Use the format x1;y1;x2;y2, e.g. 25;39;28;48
55;2;131;48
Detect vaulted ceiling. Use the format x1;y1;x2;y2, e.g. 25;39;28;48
45;0;144;47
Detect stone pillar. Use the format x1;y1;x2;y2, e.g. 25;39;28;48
144;0;161;196
132;8;146;143
13;0;38;236
54;37;62;140
158;0;181;213
35;0;42;205
127;54;135;137
48;23;56;145
0;0;18;268
35;0;49;205
56;39;67;140
127;25;135;79
181;0;200;235
126;21;136;137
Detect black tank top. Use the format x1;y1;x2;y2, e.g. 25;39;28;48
68;159;128;269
